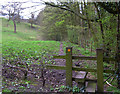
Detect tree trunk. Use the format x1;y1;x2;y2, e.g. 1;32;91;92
117;1;120;89
31;22;33;28
84;2;98;48
81;2;85;48
13;19;16;33
8;15;11;22
94;3;105;47
90;41;93;53
94;3;111;63
8;11;11;21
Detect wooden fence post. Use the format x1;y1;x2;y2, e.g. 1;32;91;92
96;49;103;92
66;47;72;87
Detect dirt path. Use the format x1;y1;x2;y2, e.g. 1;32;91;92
59;42;64;55
28;42;67;92
54;42;66;66
56;42;84;67
2;42;98;92
29;43;105;92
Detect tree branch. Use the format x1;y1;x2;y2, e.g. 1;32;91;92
44;2;97;22
97;2;118;14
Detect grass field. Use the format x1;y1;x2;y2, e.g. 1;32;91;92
1;17;95;59
1;17;61;67
2;18;43;42
1;18;62;92
1;17;120;93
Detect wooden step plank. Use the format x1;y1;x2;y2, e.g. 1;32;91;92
72;71;88;83
86;82;96;92
75;71;87;79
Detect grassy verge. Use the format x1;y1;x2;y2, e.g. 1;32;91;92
1;17;119;93
62;41;96;56
1;17;43;42
2;41;60;66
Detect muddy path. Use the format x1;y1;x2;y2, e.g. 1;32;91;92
2;42;67;92
2;42;98;93
54;42;66;66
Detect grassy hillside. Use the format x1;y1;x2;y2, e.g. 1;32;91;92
0;18;2;54
1;18;43;42
1;17;61;65
1;18;94;56
1;18;62;92
1;18;119;93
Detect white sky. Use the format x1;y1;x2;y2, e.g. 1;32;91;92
0;0;118;19
0;0;54;19
0;0;89;19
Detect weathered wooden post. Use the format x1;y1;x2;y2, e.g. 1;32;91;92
66;47;72;87
96;49;103;92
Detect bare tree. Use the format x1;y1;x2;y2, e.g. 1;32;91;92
11;2;22;33
28;13;35;28
1;1;44;32
1;2;23;33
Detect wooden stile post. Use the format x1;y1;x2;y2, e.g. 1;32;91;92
66;47;72;87
96;49;104;92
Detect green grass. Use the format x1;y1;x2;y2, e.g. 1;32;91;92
1;18;62;92
1;18;119;93
1;17;43;42
2;88;12;92
1;17;61;69
107;86;120;93
62;41;96;56
2;41;60;66
0;18;2;54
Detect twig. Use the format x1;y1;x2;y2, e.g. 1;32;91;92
104;74;114;84
106;81;113;86
4;65;38;79
109;75;116;84
41;68;45;86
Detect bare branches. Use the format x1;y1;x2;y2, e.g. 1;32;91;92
21;5;41;10
97;2;118;14
4;64;38;80
44;2;97;22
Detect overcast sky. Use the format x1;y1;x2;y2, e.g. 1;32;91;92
0;0;119;19
0;0;53;19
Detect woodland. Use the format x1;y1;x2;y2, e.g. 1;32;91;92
1;1;120;93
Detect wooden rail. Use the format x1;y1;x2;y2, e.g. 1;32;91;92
46;47;116;92
46;66;115;74
54;56;116;61
72;56;96;60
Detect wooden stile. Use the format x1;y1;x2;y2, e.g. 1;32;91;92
66;47;72;87
46;47;116;92
96;49;103;92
